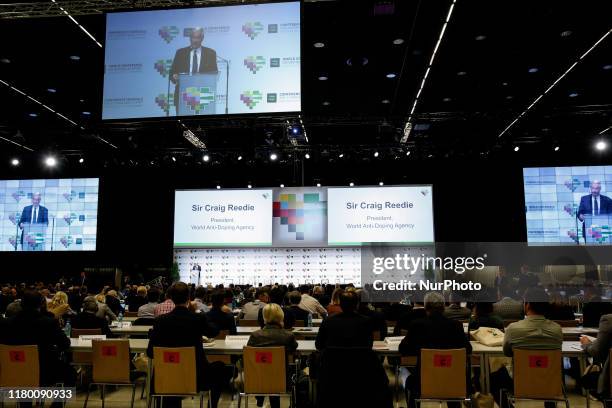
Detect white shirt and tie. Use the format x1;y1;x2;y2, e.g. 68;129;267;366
189;48;201;74
31;206;39;223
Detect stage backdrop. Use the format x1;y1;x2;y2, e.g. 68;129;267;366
103;1;300;119
0;178;99;252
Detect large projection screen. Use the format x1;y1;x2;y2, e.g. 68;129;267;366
0;178;99;252
103;1;301;119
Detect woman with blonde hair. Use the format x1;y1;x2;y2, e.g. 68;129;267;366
95;293;117;322
326;287;344;316
47;291;73;321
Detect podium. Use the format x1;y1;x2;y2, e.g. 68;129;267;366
584;214;612;244
177;73;218;116
21;223;48;251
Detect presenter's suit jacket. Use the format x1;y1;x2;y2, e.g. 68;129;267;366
170;46;218;115
19;204;49;226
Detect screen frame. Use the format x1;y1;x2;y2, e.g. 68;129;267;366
101;0;303;122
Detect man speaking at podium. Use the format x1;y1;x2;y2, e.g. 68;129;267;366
18;192;48;250
577;180;612;240
169;27;218;116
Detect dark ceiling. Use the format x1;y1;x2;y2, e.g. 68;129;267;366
0;0;610;171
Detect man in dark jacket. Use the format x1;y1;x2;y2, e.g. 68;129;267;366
0;289;75;389
399;292;472;408
147;282;229;408
70;296;114;338
206;290;237;335
284;291;310;325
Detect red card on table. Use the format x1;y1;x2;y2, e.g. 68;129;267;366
9;350;26;362
101;345;117;357
163;351;180;364
433;354;452;367
255;351;273;364
529;355;549;368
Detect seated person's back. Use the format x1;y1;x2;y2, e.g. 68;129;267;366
315;291;373;349
285;291;310;325
71;296;113;337
206;290;237;335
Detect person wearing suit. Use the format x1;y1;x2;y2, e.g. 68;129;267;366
18;192;49;250
170;28;218;116
581;314;612;404
247;303;298;408
284;291;311;326
578;180;612;240
315;291;392;408
0;289;76;389
147;282;229;408
399;292;472;408
70;297;114;338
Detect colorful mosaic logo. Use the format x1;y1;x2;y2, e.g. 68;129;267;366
240;91;263;109
244;56;266;74
154;59;173;77
63;191;77;202
60;236;74;248
8;237;17;250
242;22;264;40
564;178;581;192
159;26;179;43
11;191;25;202
587;224;612;244
563;203;578;216
8;213;18;226
63;212;78;226
181;87;215;114
273;193;327;241
155;94;174;112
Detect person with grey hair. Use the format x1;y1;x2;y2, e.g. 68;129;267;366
70;296;113;337
578;179;612;240
399;292;472;408
169;26;218;115
18;191;49;250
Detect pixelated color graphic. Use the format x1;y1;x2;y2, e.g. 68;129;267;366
155;94;174;112
240;91;263;109
181;87;215;114
563;178;581;192
587;224;612;244
60;236;74;248
244;56;266;74
242;22;264;40
158;26;179;43
273;190;327;243
154;59;173;77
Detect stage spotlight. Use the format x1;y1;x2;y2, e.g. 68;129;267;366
270;153;278;161
237;155;243;161
79;157;84;163
338;153;344;158
316;183;321;187
280;184;285;188
11;158;19;166
595;140;607;151
374;151;379;157
379;181;384;186
554;146;560;152
304;153;310;159
514;146;520;152
247;184;252;189
45;156;57;167
216;185;221;189
406;151;411;156
203;154;210;162
349;182;354;187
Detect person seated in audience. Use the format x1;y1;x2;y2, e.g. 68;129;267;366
0;285;14;314
312;285;330;308
47;291;74;322
326;287;344;316
68;286;84;312
71;296;114;337
154;289;175;317
193;286;210;313
394;295;427;335
0;289;76;394
581;313;612;405
206;290;237;335
354;289;387;340
105;289;123;316
468;302;504;331
399;292;472;408
316;290;373;349
493;283;524;321
546;290;575;321
127;285;148;312
247;303;298;408
40;288;52;303
138;288;160;318
582;285;612;327
298;285;328;318
285;290;311;325
444;293;472;320
490;287;562;408
94;293;117;322
240;289;269;320
147;282;229;408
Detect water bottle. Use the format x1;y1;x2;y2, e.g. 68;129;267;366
63;319;71;337
307;313;313;327
118;311;124;328
231;297;237;310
